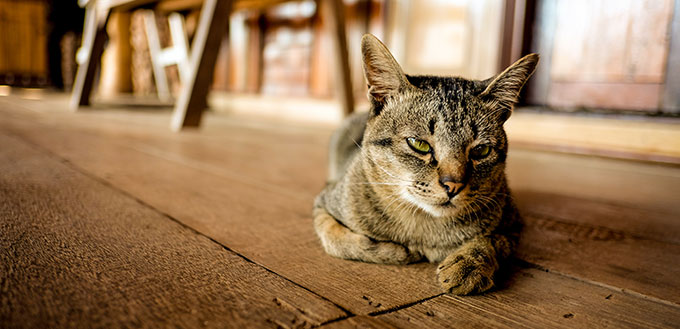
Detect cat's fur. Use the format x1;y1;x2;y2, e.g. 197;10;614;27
313;34;538;295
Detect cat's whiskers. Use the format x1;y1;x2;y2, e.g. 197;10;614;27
371;159;412;183
349;136;363;150
475;194;502;213
347;135;414;217
493;192;512;199
474;199;489;218
471;200;486;224
389;194;420;220
405;200;420;219
473;189;506;214
462;197;483;224
350;182;405;186
456;201;473;224
398;197;418;218
464;200;479;224
381;191;407;217
385;198;407;218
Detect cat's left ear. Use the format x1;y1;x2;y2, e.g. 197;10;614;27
478;54;539;119
361;34;411;105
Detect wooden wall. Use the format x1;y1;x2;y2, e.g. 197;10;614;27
0;0;48;87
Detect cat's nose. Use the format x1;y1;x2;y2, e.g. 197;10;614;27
439;176;465;197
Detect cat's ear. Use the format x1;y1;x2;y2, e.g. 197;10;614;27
479;54;539;117
361;34;410;104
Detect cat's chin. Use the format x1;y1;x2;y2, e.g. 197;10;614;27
400;191;457;218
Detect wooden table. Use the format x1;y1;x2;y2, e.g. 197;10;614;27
71;0;354;131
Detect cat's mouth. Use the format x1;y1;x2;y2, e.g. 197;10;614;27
439;200;454;208
417;199;460;217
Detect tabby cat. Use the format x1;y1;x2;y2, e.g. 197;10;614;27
313;34;538;295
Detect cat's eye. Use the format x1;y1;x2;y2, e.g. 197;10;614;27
406;137;431;154
470;144;491;160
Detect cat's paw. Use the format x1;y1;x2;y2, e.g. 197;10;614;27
356;235;421;264
436;250;497;295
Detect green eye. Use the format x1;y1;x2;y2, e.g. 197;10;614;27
406;137;431;154
470;144;491;160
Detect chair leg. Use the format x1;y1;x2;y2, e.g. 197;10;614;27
168;13;191;84
143;10;172;101
170;0;232;131
70;5;110;111
325;0;354;117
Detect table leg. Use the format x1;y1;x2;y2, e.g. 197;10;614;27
70;5;110;111
325;0;354;117
170;0;232;131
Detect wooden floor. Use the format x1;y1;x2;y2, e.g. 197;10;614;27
1;93;679;328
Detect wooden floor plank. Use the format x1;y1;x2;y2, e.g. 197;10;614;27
0;115;444;315
515;190;680;245
2;95;680;318
0;132;346;328
324;267;680;328
517;213;680;304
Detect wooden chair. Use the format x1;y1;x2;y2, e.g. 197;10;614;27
71;0;354;131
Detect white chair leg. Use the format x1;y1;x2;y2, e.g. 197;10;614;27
168;13;191;85
143;10;172;101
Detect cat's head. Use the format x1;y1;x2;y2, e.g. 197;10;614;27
360;34;538;218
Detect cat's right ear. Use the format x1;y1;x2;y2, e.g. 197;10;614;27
478;54;539;119
361;34;410;109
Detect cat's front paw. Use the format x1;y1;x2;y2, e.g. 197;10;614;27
436;249;497;295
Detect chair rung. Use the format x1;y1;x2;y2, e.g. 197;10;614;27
157;48;186;66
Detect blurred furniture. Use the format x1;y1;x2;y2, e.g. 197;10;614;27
71;0;353;131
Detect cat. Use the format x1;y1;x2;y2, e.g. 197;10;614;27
313;34;538;295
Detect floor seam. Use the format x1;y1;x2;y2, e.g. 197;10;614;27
317;292;446;326
367;293;445;317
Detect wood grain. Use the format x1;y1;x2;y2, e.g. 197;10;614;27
325;266;680;328
518;213;680;304
0;132;346;328
0;0;48;79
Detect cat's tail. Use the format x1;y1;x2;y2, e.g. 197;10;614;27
327;111;369;183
